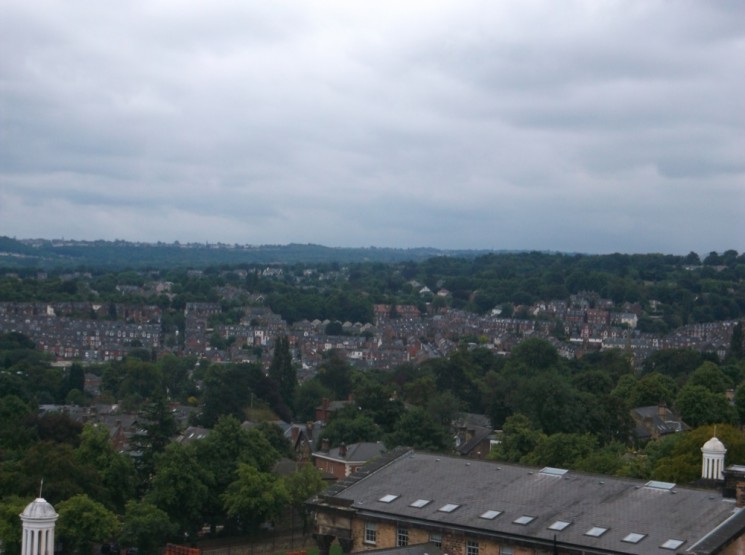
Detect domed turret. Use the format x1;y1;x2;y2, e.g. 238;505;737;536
702;436;727;481
20;498;58;555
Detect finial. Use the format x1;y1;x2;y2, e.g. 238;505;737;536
39;478;44;498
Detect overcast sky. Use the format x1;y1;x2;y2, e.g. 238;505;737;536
1;1;743;254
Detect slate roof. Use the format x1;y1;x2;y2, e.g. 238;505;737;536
319;450;745;555
314;441;387;463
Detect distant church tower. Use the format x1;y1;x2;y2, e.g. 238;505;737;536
701;436;727;481
20;497;58;555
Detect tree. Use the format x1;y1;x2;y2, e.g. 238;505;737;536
64;363;85;401
199;363;254;427
316;351;354;400
294;379;333;422
120;500;177;554
730;322;744;360
76;424;136;511
384;407;450;452
130;395;178;483
283;464;326;532
147;443;213;539
0;395;36;453
0;495;26;555
687;362;732;394
523;433;597;468
57;494;119;555
4;442;101;504
321;412;382;447
492;413;545;463
675;385;737;428
268;335;297;412
192;415;281;531
222;464;289;532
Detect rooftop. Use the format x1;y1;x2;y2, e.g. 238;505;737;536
317;450;745;555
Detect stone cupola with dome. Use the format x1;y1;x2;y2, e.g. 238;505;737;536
20;497;58;555
702;435;727;481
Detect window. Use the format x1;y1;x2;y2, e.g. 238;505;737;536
379;494;399;503
410;498;431;508
397;527;409;547
466;540;479;555
499;546;513;555
429;533;442;548
480;510;501;520
585;527;608;537
513;515;535;525
438;503;460;513
548;520;571;531
622;533;646;544
364;522;377;545
661;539;685;550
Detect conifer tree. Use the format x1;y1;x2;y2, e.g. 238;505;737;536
268;335;296;413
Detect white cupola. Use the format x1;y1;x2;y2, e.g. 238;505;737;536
701;436;727;481
20;497;58;555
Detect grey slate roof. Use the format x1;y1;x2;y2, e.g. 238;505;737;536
315;441;387;463
324;450;744;555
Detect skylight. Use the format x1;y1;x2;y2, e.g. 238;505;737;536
438;503;460;513
622;533;646;544
410;499;431;508
540;467;568;476
379;494;399;503
645;480;676;491
480;510;501;520
513;515;535;525
585;527;608;537
548;520;571;531
661;539;685;550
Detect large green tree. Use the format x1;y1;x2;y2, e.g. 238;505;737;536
57;494;119;555
76;424;135;511
384;407;450;452
147;443;213;539
222;464;290;532
0;495;26;555
120;500;177;554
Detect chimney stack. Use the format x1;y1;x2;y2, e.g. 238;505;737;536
736;483;745;508
321;438;330;453
339;442;347;458
657;403;667;418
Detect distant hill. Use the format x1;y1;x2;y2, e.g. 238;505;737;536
0;237;504;269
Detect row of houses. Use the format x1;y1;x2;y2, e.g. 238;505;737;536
0;300;738;370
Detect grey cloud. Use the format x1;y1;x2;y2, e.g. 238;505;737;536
1;0;743;253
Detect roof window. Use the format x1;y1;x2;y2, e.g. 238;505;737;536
438;503;460;513
410;499;431;508
480;510;502;520
379;494;399;503
645;480;676;490
585;527;608;537
622;533;646;544
548;520;571;531
661;539;685;550
513;515;535;525
539;467;568;476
